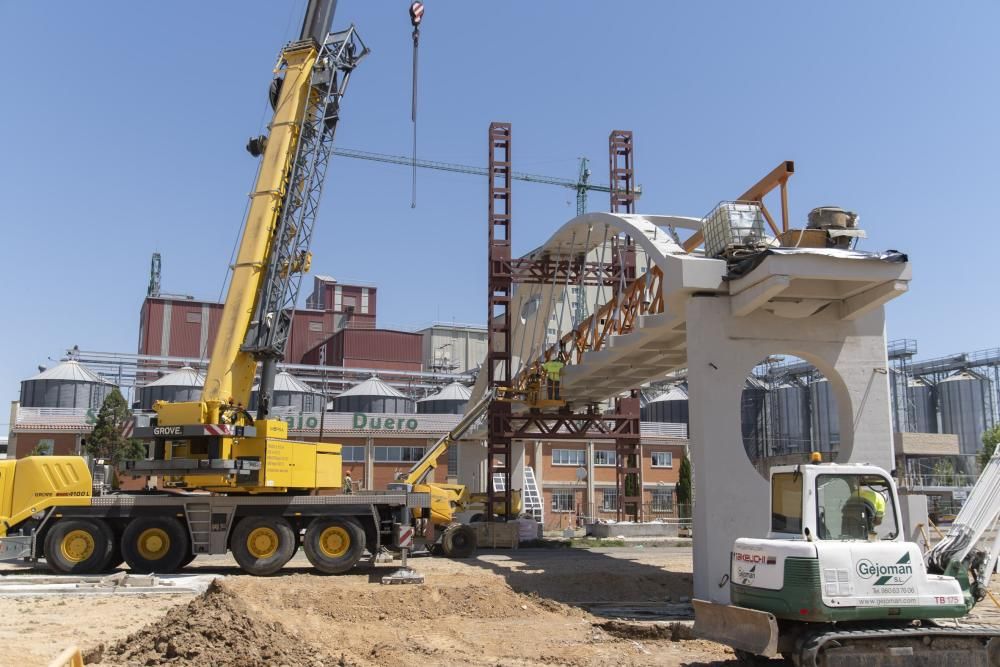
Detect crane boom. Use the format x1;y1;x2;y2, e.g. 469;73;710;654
331;147;640;215
927;444;1000;601
168;7;367;425
401;388;495;486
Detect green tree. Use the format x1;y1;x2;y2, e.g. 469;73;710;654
676;455;693;518
979;425;1000;472
930;457;956;486
84;388;145;466
30;441;52;456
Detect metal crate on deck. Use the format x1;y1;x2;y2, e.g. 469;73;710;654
701;201;771;259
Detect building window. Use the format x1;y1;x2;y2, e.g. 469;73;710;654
551;490;575;512
308;321;323;332
593;450;617;466
651;488;674;513
374;446;425;462
601;488;618;511
651;451;673;468
34;439;54;456
361;288;369;314
341;446;365;462
185;311;202;324
552;448;586;466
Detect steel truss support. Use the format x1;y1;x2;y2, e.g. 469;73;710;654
613;392;642;522
487;122;513;521
511;256;620;286
609;130;642;522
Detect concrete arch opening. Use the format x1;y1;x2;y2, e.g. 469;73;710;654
740;354;851;479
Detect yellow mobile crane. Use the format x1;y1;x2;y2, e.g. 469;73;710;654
0;2;437;578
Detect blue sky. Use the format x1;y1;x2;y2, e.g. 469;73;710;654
1;1;998;417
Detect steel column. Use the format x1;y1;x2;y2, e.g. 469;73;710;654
487;122;513;521
610;131;641;522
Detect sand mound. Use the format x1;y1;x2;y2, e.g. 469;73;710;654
86;580;341;666
233;573;579;624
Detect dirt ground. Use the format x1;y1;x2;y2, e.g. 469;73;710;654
0;546;997;667
0;546;741;667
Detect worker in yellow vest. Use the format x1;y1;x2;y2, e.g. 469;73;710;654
542;354;566;400
859;487;886;527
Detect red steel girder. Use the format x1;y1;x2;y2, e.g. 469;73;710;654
487;121;514;521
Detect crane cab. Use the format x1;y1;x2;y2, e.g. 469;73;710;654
730;461;972;623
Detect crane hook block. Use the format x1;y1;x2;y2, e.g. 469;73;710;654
409;1;424;27
246;135;268;158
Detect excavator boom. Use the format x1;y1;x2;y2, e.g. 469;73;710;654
927;444;1000;601
402;389;495;486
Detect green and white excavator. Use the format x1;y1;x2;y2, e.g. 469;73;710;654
696;449;1000;666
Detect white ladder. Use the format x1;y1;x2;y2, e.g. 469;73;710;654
522;466;543;522
491;468;544;522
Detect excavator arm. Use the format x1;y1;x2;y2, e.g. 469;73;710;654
927;444;1000;603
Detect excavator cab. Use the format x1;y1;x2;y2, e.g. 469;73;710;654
817;473;893;541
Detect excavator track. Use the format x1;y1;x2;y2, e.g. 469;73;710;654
797;623;1000;667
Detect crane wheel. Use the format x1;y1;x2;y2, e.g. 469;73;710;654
122;517;190;574
231;516;297;576
103;536;125;572
441;524;476;559
178;552;197;569
44;519;114;574
303;517;365;574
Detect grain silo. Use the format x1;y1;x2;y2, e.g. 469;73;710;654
332;376;414;414
640;385;689;424
938;370;993;456
20;360;114;409
771;381;810;455
907;378;938;434
416;382;471;415
251;371;320;413
741;377;768;463
810;378;840;454
137;366;204;410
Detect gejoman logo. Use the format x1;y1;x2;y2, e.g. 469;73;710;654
856;553;913;586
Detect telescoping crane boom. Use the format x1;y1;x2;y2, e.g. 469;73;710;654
131;1;369;493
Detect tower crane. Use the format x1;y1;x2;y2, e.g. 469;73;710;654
331;147;640;216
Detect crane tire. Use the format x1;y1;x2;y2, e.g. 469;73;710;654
441;524;476;559
44;519;114;575
122;516;190;574
103;538;125;572
230;516;297;576
303;516;366;574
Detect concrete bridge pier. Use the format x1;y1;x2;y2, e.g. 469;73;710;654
685;295;895;604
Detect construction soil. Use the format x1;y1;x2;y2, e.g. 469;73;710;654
1;546;997;666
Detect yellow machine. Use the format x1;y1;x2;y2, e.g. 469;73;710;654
387;389;523;557
130;1;369;495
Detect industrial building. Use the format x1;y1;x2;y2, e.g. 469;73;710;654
12;274;1000;528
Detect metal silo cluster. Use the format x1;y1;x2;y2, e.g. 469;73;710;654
332;376;414;413
640;385;689;423
250;371;321;413
20;359;115;409
416;381;471;415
